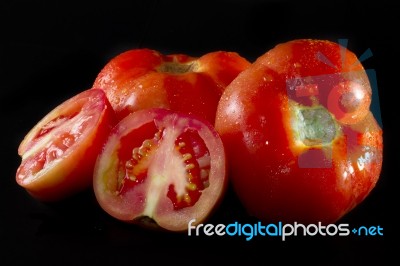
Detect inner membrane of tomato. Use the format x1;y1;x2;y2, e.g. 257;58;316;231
117;121;211;211
17;111;93;182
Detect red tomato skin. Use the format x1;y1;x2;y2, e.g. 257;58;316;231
16;89;117;201
215;39;383;224
92;49;251;123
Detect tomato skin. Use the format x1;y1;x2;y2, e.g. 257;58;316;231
16;89;117;201
215;39;383;224
92;49;251;123
93;108;227;232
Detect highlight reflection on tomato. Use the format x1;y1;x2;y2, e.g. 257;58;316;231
215;39;383;224
93;108;227;231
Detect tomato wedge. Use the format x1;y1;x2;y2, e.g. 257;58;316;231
93;109;227;232
16;89;116;201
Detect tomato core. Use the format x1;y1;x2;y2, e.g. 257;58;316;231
293;105;337;146
167;129;210;209
157;61;199;74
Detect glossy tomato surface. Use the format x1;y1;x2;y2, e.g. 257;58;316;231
92;49;250;123
215;39;383;224
93;108;227;231
16;89;116;201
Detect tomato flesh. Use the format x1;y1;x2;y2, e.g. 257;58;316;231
16;89;116;201
116;126;210;209
93;108;226;231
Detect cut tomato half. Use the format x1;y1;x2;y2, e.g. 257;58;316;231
93;108;227;232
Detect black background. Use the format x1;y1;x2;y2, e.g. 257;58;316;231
1;0;398;265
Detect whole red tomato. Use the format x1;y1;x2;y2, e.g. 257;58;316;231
93;108;227;231
16;89;116;201
92;48;250;123
215;39;383;224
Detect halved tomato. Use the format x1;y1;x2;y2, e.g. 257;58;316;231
16;89;116;201
93;108;227;232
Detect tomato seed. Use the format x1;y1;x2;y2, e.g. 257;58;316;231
186;163;195;170
187;183;197;191
142;139;153;148
183;194;191;204
125;160;134;170
182;153;192;161
178;142;186;148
